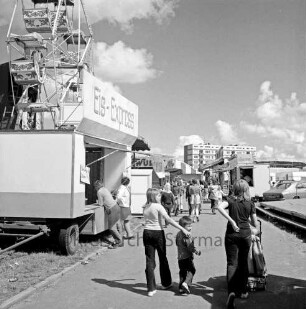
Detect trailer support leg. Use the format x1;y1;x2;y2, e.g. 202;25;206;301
0;231;46;255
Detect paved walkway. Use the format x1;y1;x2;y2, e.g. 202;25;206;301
10;203;306;309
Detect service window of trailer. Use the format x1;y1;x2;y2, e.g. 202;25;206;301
85;147;104;204
240;167;254;187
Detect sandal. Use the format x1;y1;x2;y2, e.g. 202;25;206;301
240;292;249;299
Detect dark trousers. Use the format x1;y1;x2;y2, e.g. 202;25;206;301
178;257;196;288
163;205;172;226
225;232;252;295
210;199;218;212
143;229;172;292
187;197;192;215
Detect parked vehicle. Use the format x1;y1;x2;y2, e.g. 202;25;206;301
263;180;306;201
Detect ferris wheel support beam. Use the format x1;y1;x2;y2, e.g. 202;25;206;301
78;0;81;63
79;37;91;67
80;0;93;37
6;0;18;40
51;0;64;38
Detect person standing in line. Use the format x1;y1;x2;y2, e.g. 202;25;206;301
117;176;134;239
161;183;175;228
217;179;258;309
189;179;202;222
208;180;219;214
176;216;201;295
94;180;123;249
143;188;191;297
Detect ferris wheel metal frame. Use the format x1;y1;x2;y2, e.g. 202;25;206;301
6;0;93;130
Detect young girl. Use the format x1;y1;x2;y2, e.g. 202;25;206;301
189;179;202;222
117;176;134;239
143;188;191;297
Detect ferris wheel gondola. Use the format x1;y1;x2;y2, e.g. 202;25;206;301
6;0;93;130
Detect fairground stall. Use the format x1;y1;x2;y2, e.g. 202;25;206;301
131;153;170;214
0;0;138;255
215;154;270;200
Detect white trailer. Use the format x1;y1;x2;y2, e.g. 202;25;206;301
227;155;271;200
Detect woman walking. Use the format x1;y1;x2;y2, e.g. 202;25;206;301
143;188;191;297
217;179;258;309
189;179;202;222
208;180;219;214
161;183;175;227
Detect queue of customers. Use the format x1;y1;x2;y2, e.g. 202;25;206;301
95;177;259;309
94;176;134;249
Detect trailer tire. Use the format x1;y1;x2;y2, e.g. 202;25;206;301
59;224;79;255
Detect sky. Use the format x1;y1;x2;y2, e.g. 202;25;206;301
1;0;306;161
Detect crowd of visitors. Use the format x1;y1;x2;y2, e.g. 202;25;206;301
95;176;259;308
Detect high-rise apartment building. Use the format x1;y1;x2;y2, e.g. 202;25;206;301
184;143;257;170
216;145;257;160
184;143;221;170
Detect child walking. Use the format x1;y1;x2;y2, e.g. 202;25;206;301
176;216;201;295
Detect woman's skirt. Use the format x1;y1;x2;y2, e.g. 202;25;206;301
190;194;201;205
120;206;132;220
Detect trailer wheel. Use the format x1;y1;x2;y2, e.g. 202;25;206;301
59;224;79;255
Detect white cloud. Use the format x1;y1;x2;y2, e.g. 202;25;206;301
243;81;306;160
93;41;159;84
256;145;274;160
241;122;305;144
256;145;296;161
173;135;204;159
215;120;242;145
0;0;179;33
87;0;179;32
150;146;163;154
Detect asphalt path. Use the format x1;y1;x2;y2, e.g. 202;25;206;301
9;202;306;309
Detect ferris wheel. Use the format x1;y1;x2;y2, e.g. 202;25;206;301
6;0;93;130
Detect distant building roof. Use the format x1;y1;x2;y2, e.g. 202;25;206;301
255;160;306;169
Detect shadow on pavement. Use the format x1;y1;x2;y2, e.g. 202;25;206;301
192;274;306;309
92;278;148;296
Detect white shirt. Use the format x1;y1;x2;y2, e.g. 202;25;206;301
143;203;168;230
117;185;130;208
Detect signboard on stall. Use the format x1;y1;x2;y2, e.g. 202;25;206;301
81;70;138;140
133;156;153;168
132;155;166;173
